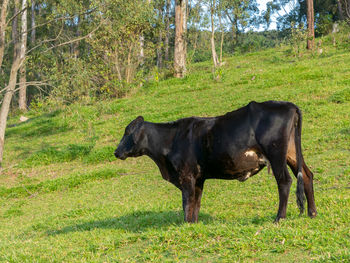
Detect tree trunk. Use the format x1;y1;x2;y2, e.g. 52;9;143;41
340;0;350;19
139;0;151;65
126;44;133;83
174;0;186;78
219;10;224;65
12;1;19;43
0;0;21;167
19;0;28;111
164;0;170;65
184;0;187;61
231;23;237;45
210;0;218;68
73;15;80;58
337;0;344;20
31;0;35;44
113;46;123;82
0;0;9;69
306;0;315;50
139;34;144;65
157;30;163;68
156;6;163;69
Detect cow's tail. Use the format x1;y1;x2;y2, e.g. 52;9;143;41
295;106;305;215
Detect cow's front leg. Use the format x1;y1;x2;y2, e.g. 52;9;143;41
274;166;292;223
192;181;204;222
181;177;196;223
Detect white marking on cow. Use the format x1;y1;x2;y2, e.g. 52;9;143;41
244;150;256;157
259;155;268;164
245;172;251;179
196;165;201;174
259;154;272;175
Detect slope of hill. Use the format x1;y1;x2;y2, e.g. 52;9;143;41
0;38;349;262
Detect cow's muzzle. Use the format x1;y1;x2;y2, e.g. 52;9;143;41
114;150;126;160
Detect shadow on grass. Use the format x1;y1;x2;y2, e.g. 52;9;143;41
20;143;95;167
47;210;215;235
7;110;70;138
249;214;277;225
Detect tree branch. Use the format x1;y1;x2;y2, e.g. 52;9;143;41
5;4;28;27
42;21;103;53
22;7;99;36
0;80;53;94
25;22;65;55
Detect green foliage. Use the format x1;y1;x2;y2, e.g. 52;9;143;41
234;30;284;53
48;58;96;104
287;22;308;57
316;14;334;36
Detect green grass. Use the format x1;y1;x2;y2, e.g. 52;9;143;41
1;39;350;262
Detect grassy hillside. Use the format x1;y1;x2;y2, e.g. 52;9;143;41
1;37;349;262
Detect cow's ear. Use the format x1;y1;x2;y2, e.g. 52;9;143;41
132;116;144;143
136;116;144;122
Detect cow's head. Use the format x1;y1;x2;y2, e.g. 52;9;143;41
114;116;146;160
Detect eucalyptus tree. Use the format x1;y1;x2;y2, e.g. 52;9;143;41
338;0;350;20
0;0;9;69
84;0;154;91
222;0;259;44
0;0;22;167
174;0;187;78
208;0;219;68
19;0;28;111
164;0;171;65
306;0;314;49
0;0;101;166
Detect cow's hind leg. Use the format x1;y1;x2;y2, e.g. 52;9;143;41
287;160;317;218
302;163;317;217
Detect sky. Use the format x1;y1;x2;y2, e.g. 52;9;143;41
256;0;293;31
257;0;270;11
257;0;276;31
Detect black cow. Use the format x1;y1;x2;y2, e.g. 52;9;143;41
114;101;317;223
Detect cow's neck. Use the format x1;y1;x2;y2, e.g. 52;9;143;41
143;122;177;161
142;122;179;186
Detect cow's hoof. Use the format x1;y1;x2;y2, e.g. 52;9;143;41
274;215;286;223
308;210;317;218
274;217;280;224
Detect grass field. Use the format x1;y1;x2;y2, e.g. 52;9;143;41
0;36;349;262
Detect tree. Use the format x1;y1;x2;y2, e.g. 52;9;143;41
19;0;28;111
209;0;219;68
31;0;35;44
0;0;22;167
338;0;350;21
0;0;102;166
306;0;315;49
223;0;259;44
174;0;187;78
0;0;9;69
164;0;171;65
155;0;165;69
